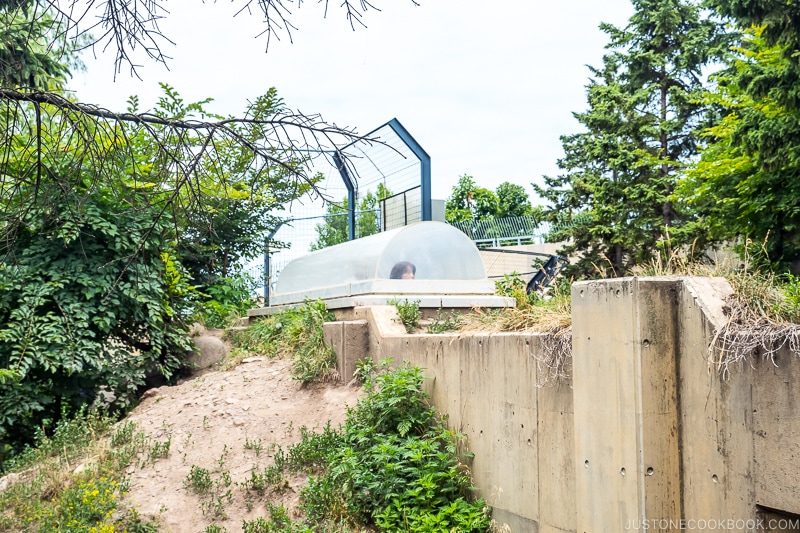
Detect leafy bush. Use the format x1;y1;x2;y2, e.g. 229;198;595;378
389;298;421;333
226;299;337;381
286;362;492;532
198;274;256;328
0;194;194;455
495;271;531;308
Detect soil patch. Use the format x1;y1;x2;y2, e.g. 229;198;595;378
120;357;363;532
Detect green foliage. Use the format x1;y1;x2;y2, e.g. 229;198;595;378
0;82;319;455
198;275;256;328
777;274;800;322
495;181;535;218
710;0;800;50
242;463;287;495
678;26;800;270
227;300;337;381
445;175;497;223
241;503;322;533
495;272;531;308
0;412;158;533
185;465;214;495
174;89;305;288
534;0;731;278
425;309;462;334
2;405;114;473
389;298;421;333
0;191;193;454
310;184;391;250
242;362;491;531
291;362;491;532
446;175;535;223
34;476;123;531
353;357;377;385
0;3;80;90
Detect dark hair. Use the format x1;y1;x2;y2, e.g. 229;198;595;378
390;261;416;279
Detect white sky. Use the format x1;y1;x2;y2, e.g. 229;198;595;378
70;0;634;203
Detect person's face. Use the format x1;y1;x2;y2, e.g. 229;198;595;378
400;269;414;280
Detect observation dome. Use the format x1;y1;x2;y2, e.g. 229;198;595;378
263;221;510;309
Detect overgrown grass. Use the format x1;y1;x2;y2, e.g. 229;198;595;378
468;244;800;382
241;361;492;532
633;240;800;377
460;273;572;334
0;410;160;532
224;299;338;381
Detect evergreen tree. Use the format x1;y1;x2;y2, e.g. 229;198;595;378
535;0;730;278
681;0;800;270
678;27;800;269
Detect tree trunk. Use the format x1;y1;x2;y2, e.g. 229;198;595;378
660;67;674;228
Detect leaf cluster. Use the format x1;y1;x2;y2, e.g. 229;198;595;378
445;175;534;224
283;362;491;532
388;298;421;333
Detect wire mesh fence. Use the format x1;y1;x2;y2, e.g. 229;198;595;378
448;216;552;248
381;186;422;230
342;121;425;212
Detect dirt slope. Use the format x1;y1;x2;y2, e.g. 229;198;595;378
120;357;363;532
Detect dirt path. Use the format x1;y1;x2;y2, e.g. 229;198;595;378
120;357;363;532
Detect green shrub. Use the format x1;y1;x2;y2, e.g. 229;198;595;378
389;298;421;332
0;194;194;455
285;362;491;532
198;275;256;329
226;299;337;381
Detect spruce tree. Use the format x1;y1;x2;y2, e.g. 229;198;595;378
536;0;730;278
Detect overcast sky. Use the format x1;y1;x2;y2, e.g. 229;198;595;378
70;1;634;203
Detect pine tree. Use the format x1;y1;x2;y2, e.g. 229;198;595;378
536;0;730;278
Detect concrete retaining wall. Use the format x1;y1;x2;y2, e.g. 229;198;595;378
323;277;800;532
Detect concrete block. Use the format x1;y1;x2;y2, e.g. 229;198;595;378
753;347;800;515
572;278;683;533
342;320;369;383
323;320;369;383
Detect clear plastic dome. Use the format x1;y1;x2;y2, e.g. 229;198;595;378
271;221;490;305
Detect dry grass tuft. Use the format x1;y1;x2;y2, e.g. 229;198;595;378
634;238;800;378
459;278;573;386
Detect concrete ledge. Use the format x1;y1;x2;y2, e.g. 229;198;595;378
249;294;514;317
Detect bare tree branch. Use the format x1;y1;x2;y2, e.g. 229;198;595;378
32;0;419;77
